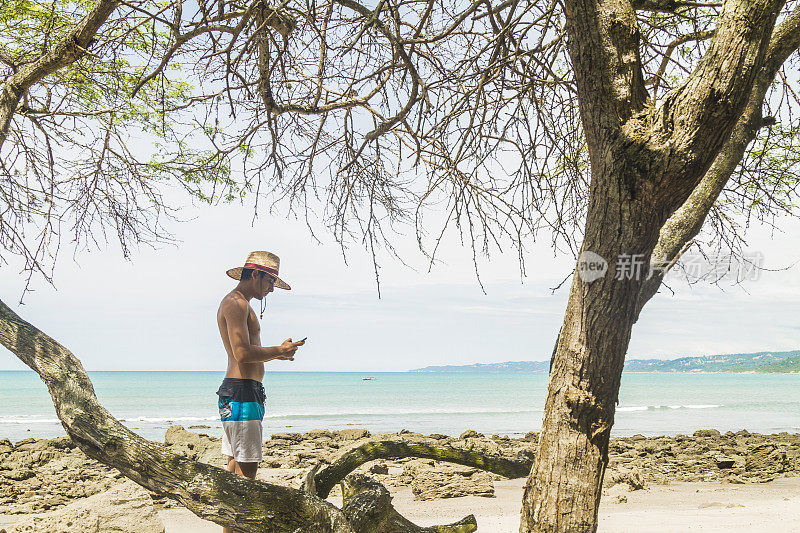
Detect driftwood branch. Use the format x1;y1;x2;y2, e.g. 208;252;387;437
341;474;477;533
305;438;534;499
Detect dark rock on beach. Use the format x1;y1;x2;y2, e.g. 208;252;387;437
304;429;333;439
714;457;737;469
369;463;389;475
694;429;722;438
745;444;790;473
0;436;121;515
400;459;497;500
3;480;164;532
164;425;225;465
270;432;304;442
0;439;12;456
334;428;371;441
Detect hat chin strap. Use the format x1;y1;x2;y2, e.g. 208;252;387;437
259;277;266;319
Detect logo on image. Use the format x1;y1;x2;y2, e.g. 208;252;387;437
577;251;608;282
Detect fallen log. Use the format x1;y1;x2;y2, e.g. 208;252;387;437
306;437;534;498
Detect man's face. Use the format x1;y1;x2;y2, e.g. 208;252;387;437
258;272;276;298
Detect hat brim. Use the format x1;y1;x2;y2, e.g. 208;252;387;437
226;267;291;290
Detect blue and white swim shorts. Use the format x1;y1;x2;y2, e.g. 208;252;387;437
216;378;266;463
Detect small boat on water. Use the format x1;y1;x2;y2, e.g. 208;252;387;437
362;376;377;381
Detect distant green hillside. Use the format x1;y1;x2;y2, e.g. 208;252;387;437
623;350;800;372
746;355;800;373
409;350;800;373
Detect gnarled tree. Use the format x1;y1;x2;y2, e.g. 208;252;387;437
2;1;800;532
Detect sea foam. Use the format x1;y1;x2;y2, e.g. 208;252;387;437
617;404;721;412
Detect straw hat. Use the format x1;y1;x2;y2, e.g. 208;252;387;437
226;251;291;290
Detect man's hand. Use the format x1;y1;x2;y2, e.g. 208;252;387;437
277;338;305;361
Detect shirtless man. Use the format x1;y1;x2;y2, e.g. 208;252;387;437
215;251;304;532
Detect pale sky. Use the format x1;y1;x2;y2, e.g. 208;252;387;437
1;192;799;371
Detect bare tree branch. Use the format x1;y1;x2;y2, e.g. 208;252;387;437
0;0;121;151
645;0;785;212
304;437;534;498
633;0;722;12
635;5;800;319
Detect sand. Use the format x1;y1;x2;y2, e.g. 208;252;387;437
148;478;800;532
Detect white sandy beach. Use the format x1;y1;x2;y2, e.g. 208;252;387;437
2;478;798;532
146;478;800;532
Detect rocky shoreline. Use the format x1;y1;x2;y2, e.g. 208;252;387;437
1;428;798;520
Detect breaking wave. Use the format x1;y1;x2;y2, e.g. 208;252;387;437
617;404;721;412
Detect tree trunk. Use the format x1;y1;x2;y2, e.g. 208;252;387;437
519;159;662;531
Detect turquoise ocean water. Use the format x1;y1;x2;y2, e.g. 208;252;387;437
1;371;798;443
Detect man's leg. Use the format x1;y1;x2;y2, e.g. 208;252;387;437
223;456;258;533
227;457;258;478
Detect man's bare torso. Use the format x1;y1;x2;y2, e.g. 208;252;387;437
217;290;264;381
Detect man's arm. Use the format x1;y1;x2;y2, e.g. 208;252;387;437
223;298;302;363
